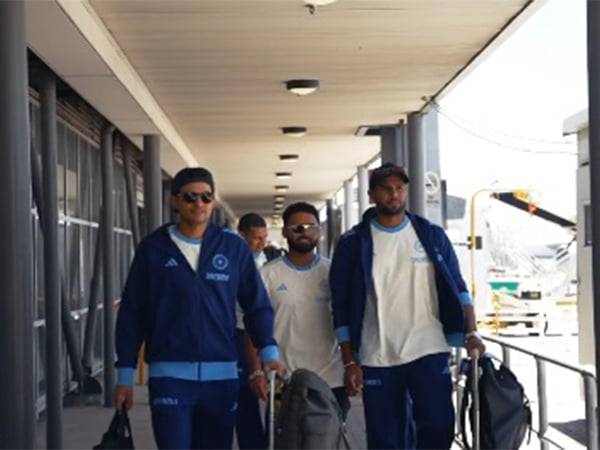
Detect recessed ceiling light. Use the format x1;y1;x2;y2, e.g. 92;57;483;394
276;172;292;179
304;0;338;5
281;127;307;138
279;154;300;162
275;185;289;193
274;195;286;202
285;79;320;96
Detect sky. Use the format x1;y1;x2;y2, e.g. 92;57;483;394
439;0;587;222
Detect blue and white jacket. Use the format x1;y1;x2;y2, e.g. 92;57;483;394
330;209;471;355
115;223;278;385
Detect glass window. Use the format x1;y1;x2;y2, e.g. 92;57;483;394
79;140;91;220
91;148;102;223
67;224;81;310
66;130;78;217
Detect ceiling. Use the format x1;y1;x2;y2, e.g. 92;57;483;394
27;0;538;219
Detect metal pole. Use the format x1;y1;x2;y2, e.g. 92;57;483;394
101;124;116;407
40;68;63;449
343;179;354;232
326;199;335;257
536;358;549;450
587;3;600;444
82;228;102;371
501;346;511;370
408;112;426;217
0;3;33;448
143;135;162;235
122;140;140;246
584;374;599;450
163;179;173;223
358;165;369;217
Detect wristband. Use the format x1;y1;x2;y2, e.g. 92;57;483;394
343;361;357;369
248;369;265;381
465;331;481;339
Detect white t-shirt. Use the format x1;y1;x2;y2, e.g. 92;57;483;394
261;255;344;388
168;225;202;271
236;251;267;330
360;217;449;367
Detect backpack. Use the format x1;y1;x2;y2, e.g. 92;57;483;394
460;355;531;449
274;369;350;449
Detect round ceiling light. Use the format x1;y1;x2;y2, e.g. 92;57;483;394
275;185;289;193
285;79;320;96
274;195;286;202
281;127;307;138
304;0;338;5
279;154;300;162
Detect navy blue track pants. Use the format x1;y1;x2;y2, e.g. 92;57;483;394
362;352;454;450
149;377;239;449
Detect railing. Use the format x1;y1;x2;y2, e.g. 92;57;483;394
454;335;598;450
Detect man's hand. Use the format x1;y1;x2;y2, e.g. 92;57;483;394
113;385;134;410
263;360;287;378
466;331;486;357
344;363;363;396
249;372;268;401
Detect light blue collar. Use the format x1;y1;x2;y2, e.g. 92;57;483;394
371;215;410;233
283;254;320;272
169;225;203;244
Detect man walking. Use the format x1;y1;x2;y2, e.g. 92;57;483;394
113;167;283;450
235;213;270;449
247;202;349;419
330;163;484;449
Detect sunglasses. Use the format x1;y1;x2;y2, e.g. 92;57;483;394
286;223;320;234
178;191;214;204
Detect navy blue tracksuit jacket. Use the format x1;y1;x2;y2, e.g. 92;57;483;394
115;223;278;385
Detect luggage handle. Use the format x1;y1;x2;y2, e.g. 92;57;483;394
471;350;480;450
268;370;276;450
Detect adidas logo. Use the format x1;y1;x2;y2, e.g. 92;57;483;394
276;283;288;292
165;258;179;268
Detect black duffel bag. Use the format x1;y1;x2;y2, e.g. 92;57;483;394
461;354;531;449
93;408;135;449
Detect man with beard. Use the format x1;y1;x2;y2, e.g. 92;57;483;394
245;202;349;420
113;168;283;449
330;163;485;450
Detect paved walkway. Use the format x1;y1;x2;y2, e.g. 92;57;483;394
35;334;588;449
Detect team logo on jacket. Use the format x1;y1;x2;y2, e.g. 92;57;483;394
212;254;229;270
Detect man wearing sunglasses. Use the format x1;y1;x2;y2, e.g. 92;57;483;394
330;163;485;450
245;202;349;421
113;167;283;449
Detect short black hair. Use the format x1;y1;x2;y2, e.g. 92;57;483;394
238;213;267;233
283;202;320;227
171;167;215;194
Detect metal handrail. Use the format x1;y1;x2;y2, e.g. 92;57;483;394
481;335;598;450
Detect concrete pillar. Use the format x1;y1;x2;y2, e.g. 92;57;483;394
143;135;162;234
101;124;115;407
380;123;407;166
40;68;63;449
0;2;34;448
358;165;370;217
586;0;600;436
343;180;354;231
408;112;426;217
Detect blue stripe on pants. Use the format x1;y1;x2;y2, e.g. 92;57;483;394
362;353;454;450
234;329;267;449
149;377;239;449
